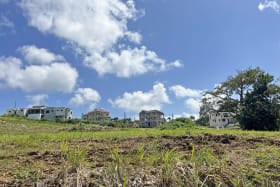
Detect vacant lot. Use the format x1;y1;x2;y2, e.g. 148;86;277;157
0;116;280;186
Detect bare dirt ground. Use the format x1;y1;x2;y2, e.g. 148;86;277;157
1;133;280;186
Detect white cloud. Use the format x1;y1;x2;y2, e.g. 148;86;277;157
109;83;170;112
20;0;182;77
258;0;280;13
185;98;200;113
20;0;140;53
202;93;221;111
85;46;182;77
0;56;78;92
69;88;101;108
169;84;203;117
126;31;142;44
170;85;202;98
26;94;48;106
18;45;65;64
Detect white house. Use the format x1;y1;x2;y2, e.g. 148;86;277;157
26;106;72;121
6;106;72;121
209;112;238;128
6;108;27;117
43;107;73;121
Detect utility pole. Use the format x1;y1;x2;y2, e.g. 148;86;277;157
123;112;126;124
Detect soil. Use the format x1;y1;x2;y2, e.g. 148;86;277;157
1;133;280;186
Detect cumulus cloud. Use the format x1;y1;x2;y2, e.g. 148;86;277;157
20;0;182;77
185;98;200;113
109;83;170;112
69;88;101;108
170;85;202;98
18;45;65;64
85;47;181;77
125;31;142;44
0;56;78;92
169;84;203;115
26;94;48;106
258;0;280;13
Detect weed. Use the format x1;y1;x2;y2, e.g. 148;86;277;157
59;141;88;186
136;144;145;164
160;147;179;186
106;148;128;186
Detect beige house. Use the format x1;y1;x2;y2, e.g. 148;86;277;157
82;108;111;122
139;110;165;128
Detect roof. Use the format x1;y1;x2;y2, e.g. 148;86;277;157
140;110;164;114
86;108;109;114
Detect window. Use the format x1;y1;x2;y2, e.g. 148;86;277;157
222;119;226;122
46;110;50;114
223;113;229;117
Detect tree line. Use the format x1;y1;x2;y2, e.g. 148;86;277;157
198;67;280;130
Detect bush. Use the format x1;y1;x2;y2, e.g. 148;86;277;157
160;118;195;129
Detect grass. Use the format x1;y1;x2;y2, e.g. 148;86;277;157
1;115;280;186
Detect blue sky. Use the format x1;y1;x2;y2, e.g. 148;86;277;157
0;0;279;119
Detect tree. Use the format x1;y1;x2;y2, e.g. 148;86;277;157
240;73;279;130
200;67;269;115
213;67;264;111
199;67;280;129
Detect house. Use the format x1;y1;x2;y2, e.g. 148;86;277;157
82;108;111;122
6;108;27;117
27;106;72;121
139;110;165;128
26;106;47;120
209;112;238;128
6;106;72;121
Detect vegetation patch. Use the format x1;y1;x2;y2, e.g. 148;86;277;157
1;116;280;186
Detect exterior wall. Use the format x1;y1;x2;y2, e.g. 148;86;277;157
26;106;46;120
6;108;27;116
43;107;72;121
26;106;72;121
6;109;17;115
209;112;237;128
5;106;72;121
16;108;27;117
82;108;110;122
139;110;165;128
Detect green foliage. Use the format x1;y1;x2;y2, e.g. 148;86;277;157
199;67;280;131
60;141;87;169
107;148;128;186
160;117;195;129
160;148;179;185
240;73;279;130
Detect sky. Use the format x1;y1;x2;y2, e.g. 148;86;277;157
0;0;279;119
